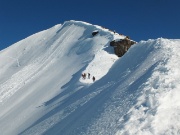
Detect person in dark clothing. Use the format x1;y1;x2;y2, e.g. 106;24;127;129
92;76;95;82
84;73;86;79
82;73;86;79
88;73;90;79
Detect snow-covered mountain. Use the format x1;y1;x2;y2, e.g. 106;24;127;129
0;20;180;135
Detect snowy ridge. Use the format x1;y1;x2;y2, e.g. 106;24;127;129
0;20;121;135
0;21;121;104
0;20;180;135
117;39;180;135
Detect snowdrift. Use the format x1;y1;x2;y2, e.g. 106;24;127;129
0;20;180;135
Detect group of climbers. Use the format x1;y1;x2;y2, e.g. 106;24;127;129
82;73;95;82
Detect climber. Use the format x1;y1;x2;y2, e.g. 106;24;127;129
88;73;90;79
84;73;86;79
82;73;86;79
92;76;95;82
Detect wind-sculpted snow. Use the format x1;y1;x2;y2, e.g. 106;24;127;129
0;20;180;135
114;39;180;135
0;20;120;135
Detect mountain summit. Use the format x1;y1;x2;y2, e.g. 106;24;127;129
0;21;180;135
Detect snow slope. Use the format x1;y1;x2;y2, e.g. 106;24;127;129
0;20;180;135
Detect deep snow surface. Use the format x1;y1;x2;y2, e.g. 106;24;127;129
0;21;180;135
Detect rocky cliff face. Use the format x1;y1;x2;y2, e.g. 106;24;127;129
110;38;136;57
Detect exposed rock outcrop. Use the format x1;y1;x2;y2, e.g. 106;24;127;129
92;30;99;36
110;38;136;57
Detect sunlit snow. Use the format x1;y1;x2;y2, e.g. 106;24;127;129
0;21;180;135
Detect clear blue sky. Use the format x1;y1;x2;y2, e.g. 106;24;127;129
0;0;180;50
